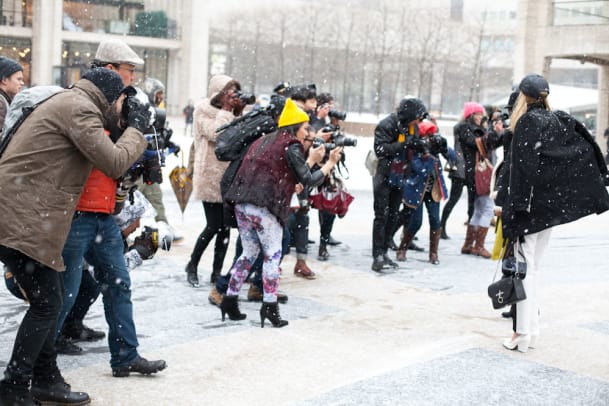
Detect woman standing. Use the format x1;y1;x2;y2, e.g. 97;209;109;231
501;74;609;352
185;75;245;287
221;98;342;327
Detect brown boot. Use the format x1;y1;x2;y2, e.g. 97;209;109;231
396;230;415;262
294;259;316;279
471;226;491;258
429;228;441;265
461;225;477;255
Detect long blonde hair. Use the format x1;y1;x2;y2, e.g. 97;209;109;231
509;91;551;132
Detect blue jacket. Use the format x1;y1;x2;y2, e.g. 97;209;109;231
403;154;448;208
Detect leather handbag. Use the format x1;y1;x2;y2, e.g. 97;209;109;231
487;241;527;309
474;137;493;196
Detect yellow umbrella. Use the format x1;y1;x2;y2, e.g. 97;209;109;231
169;151;193;216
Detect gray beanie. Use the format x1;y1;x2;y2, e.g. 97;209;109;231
82;68;125;104
0;56;23;80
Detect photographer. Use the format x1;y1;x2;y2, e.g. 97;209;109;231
396;120;453;265
185;74;247;287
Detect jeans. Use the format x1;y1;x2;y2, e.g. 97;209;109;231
63;267;101;330
0;245;63;385
407;192;441;234
59;212;138;368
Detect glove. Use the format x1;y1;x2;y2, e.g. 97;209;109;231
131;226;159;259
126;96;153;133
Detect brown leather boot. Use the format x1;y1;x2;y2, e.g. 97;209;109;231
471;226;491;258
461;225;477;255
294;259;316;279
429;228;441;265
396;230;415;262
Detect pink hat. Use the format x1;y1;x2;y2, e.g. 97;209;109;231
418;121;437;136
463;102;485;119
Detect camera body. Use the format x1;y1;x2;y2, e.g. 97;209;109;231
418;133;447;157
328;109;347;121
235;90;256;105
320;124;358;149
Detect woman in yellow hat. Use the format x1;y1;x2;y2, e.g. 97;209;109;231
221;98;342;327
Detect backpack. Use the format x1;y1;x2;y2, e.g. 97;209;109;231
214;108;277;162
0;85;65;157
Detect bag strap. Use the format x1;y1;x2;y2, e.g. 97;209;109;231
475;137;488;159
513;238;526;279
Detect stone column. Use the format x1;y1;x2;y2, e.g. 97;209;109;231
31;0;63;86
597;65;609;150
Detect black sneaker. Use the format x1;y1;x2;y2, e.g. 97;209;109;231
112;355;167;378
371;255;385;272
56;336;83;356
383;254;399;269
327;236;342;246
63;323;105;342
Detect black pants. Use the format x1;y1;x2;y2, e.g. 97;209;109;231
289;208;309;256
372;174;403;258
190;202;230;274
440;177;465;229
0;245;63;386
319;210;336;245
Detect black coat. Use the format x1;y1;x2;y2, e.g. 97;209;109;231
455;118;503;189
502;104;609;239
373;113;418;178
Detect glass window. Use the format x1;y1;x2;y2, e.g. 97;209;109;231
0;37;32;86
0;0;32;28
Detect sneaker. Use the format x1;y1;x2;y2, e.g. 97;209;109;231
55;336;83;356
208;286;223;307
383;254;399;269
62;323;105;342
371;255;385;272
327;236;342;246
112;355;167;378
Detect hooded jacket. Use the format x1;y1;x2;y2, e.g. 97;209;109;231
0;79;147;271
502;104;609;239
193;75;237;203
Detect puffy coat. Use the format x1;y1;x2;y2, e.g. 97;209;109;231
193;75;237;202
0;79;147;271
502;104;609;239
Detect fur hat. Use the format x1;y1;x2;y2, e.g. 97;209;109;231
94;39;144;66
463;102;485;119
0;56;23;80
519;74;550;99
82;68;125;104
397;98;427;125
278;98;309;128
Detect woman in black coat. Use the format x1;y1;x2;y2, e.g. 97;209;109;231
501;74;609;353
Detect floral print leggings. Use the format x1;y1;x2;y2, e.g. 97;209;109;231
227;203;283;302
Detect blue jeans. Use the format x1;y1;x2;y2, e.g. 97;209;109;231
407;192;441;234
58;212;138;368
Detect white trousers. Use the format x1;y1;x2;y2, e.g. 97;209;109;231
515;228;552;336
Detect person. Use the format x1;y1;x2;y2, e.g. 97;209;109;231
0;56;24;130
0;68;146;406
456;101;503;258
439;117;466;240
221;98;342;327
604;126;609;164
138;77;182;242
500;74;609;352
371;97;428;272
53;40;167;378
183;99;195;136
185;74;245;287
397;120;452;265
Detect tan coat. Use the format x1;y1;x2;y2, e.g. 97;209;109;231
0;79;147;271
193;75;236;202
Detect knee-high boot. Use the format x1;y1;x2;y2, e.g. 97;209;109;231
396;230;415;262
461;224;477;255
471;226;491;258
429;228;441;265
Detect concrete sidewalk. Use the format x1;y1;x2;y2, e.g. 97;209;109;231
1;116;608;405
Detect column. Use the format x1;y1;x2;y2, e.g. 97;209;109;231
31;0;63;85
597;65;609;150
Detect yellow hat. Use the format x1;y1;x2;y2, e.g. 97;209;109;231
278;98;309;128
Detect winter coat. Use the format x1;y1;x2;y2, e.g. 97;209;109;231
403;153;448;208
193;75;237;203
448;125;465;180
455;118;503;190
0;88;10;131
0;79;147;271
373;113;418;179
502;104;609;239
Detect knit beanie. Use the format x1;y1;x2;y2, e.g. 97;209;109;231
82;68;125;104
397;98;427;125
0;56;23;80
278;98;309;128
418;121;437;136
463;102;485;119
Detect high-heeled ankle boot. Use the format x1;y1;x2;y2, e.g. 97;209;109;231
294;259;316;279
396;230;415;262
260;302;288;328
318;243;329;261
502;334;531;353
185;262;199;288
220;295;246;321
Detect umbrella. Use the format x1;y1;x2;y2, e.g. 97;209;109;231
169;151;193;215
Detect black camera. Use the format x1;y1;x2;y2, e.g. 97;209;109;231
328;109;347;121
321;124;358;148
419;134;447;156
235;91;256;105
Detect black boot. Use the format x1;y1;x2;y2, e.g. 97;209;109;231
0;380;34;406
55;336;83;355
62;321;105;342
31;378;90;405
260;302;288;328
112;355;167;377
220;295;247;321
318;243;329;261
210;269;221;284
440;227;450;240
185;261;199;288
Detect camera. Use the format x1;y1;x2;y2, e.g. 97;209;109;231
321;124;358;148
235;90;256;105
328;109;347;121
121;87;166;134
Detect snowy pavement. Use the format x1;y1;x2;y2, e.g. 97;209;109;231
1;116;609;405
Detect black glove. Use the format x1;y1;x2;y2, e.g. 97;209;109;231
131;226;159;260
126;96;152;133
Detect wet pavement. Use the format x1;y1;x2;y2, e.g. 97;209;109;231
1;117;608;405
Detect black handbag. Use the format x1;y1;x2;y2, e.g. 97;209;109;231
488;240;527;309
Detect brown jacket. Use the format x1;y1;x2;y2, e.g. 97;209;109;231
0;79;147;271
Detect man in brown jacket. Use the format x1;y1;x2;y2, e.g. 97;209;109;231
0;68;150;406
